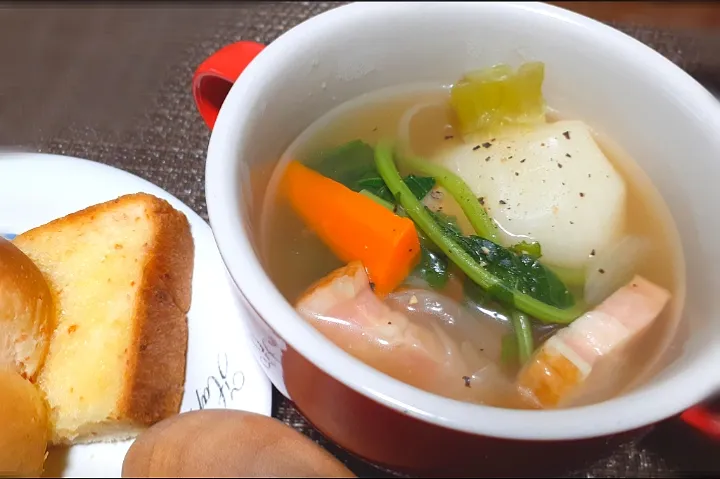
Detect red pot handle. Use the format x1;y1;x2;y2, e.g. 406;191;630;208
192;41;265;130
681;403;720;440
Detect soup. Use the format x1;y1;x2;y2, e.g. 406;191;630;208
260;63;684;410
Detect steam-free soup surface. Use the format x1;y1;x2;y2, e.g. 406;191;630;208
260;65;684;409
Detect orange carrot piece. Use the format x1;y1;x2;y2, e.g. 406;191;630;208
281;160;421;296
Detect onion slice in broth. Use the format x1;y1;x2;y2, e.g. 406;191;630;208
397;101;453;158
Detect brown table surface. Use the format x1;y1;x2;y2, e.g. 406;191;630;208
1;2;718;477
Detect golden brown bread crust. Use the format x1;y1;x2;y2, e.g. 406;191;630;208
0;368;49;477
15;192;194;430
121;194;194;425
0;238;55;381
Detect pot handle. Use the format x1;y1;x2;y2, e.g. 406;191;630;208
681;403;720;440
192;41;265;130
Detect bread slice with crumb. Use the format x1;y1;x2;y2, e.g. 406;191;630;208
13;193;194;445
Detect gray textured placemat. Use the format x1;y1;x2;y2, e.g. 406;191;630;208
0;3;718;477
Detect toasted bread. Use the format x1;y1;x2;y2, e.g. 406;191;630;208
13;193;194;445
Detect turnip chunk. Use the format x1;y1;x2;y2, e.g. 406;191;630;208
435;120;626;271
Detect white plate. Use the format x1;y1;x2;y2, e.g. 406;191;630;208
0;152;272;478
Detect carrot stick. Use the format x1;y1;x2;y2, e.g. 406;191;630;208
281;160;421;296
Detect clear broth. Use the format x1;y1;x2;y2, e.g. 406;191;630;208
259;85;686;407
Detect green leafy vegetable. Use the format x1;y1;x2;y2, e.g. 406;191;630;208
358;174;435;203
375;142;585;324
414;248;449;290
311;140;435;204
359;189;394;210
311;140;378;192
399;154;500;242
449;233;573;309
511;241;542;259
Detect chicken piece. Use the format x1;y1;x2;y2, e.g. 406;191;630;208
517;275;671;408
296;261;526;407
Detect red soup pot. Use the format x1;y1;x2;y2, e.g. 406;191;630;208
196;2;720;476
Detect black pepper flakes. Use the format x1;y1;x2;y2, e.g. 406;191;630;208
579;192;585;198
369;282;376;291
520;158;526;163
473;145;481;151
515;172;519;176
372;127;378;132
485;156;491;162
563;131;571;140
482;142;492;148
499;200;507;205
444;135;454;140
590;249;596;257
478;197;485;205
566;153;572;158
462;376;471;388
598;268;605;274
557;163;563;168
570;221;574;225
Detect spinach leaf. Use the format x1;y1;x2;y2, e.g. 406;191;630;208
358;174;434;203
403;175;436;201
434;214;574;309
432;210;463;237
414;247;449;290
311;140;435;202
312;140;377;192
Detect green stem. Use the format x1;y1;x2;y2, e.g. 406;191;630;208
401;154;500;242
511;310;534;364
375;141;584;324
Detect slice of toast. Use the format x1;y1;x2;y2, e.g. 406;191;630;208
13;193;194;445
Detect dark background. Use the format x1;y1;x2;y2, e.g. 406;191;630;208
0;2;717;477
